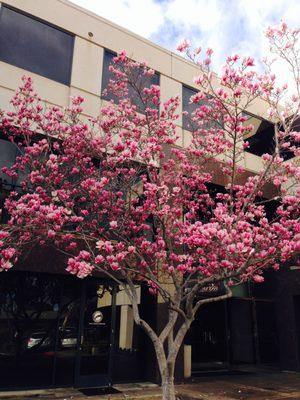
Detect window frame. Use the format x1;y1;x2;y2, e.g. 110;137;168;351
182;84;199;132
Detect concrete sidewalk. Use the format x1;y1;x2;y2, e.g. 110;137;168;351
0;371;299;400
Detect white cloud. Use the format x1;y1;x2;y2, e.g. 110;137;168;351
70;0;164;37
165;0;222;32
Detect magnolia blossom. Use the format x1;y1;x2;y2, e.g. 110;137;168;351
176;38;191;52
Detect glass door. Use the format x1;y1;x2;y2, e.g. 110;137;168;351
75;281;116;387
185;301;228;373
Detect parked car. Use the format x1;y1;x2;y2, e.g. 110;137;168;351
59;327;78;348
24;326;78;351
25;330;54;351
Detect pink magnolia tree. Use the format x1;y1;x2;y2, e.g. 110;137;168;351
0;23;300;400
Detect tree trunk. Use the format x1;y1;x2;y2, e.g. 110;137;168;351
161;369;176;400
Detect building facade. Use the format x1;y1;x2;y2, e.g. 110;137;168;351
0;0;299;391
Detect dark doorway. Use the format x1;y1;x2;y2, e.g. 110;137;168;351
294;296;300;365
255;300;278;365
229;299;255;364
75;281;116;387
185;301;228;372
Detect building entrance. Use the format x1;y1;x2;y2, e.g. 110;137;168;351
185;301;229;373
75;281;116;387
185;295;279;375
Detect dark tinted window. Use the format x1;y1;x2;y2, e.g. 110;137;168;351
0;6;74;85
182;85;222;132
182;85;198;131
101;50;160;112
0;138;23;190
244;118;275;156
0;138;24;223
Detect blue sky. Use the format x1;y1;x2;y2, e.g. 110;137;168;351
70;0;300;75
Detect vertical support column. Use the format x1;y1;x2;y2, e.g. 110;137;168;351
119;305;134;349
69;37;103;117
159;74;183;147
184;345;192;378
108;284;117;383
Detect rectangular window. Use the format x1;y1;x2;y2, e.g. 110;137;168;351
182;85;199;131
0;138;22;223
182;85;222;132
101;50;160;112
0;6;74;85
0;138;22;190
243;114;275;156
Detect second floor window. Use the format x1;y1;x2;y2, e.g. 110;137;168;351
182;85;199;131
0;138;24;191
182;85;220;132
243;115;275;156
0;6;74;85
101;50;160;113
0;138;24;223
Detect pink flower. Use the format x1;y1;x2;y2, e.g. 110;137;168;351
96;240;105;250
66;257;93;279
253;274;264;283
95;255;105;264
194;75;204;85
47;230;56;238
110;221;118;229
243;56;255;67
111;262;120;271
0;260;13;272
176;39;191;52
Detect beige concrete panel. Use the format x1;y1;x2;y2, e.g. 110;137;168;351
0;86;15;112
171;53;221;91
244;97;271;120
71;37;103;96
175;126;183;147
0;61;70;107
119;305;134;350
69;87;101;117
4;0;172;76
171;54;201;89
244;151;264;173
157;282;176;304
100;31;172;76
115;286;141;306
160;75;182;127
183;129;193;148
244;115;262;139
184;345;192;378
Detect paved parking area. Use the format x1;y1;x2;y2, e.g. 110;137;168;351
0;371;299;400
177;371;300;399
